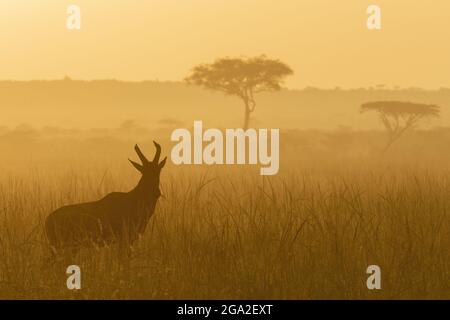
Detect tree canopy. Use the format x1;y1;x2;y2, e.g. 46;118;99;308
361;101;440;152
185;55;293;129
361;101;440;118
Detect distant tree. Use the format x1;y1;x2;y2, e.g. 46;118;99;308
185;55;293;129
361;101;440;151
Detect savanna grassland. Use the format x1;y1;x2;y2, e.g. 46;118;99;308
0;82;449;299
0;123;449;300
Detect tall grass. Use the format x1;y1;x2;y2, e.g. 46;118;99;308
0;160;448;299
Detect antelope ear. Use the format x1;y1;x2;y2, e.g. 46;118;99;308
158;157;167;169
129;159;143;172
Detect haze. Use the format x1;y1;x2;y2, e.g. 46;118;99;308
1;0;449;89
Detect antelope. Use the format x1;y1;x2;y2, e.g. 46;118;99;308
45;142;166;255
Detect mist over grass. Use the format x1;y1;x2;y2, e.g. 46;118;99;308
0;127;449;299
1;80;450;130
0;82;449;299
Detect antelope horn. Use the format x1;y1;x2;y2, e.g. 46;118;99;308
153;140;161;163
134;144;149;164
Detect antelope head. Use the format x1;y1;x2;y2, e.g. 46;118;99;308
129;141;167;198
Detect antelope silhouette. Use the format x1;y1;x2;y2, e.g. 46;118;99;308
45;142;166;254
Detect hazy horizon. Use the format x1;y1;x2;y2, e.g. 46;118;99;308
1;80;448;131
1;78;450;91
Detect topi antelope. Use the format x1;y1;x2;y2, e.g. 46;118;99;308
45;142;166;254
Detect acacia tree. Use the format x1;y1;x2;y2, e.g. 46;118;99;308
185;55;293;129
361;101;440;151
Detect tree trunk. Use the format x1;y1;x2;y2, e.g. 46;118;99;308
383;131;401;153
243;100;251;130
382;135;396;153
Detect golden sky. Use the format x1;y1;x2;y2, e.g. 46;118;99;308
0;0;449;89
